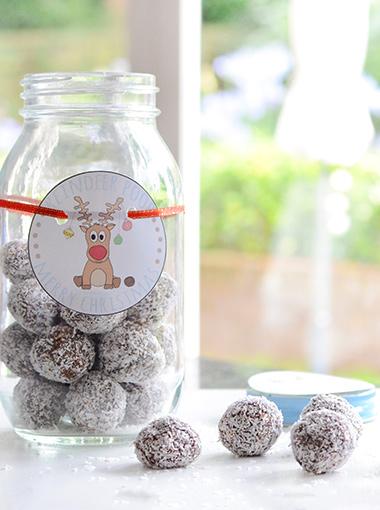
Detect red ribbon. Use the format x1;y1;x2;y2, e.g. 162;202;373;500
128;205;184;219
0;197;184;220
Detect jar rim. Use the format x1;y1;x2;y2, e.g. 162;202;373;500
21;72;160;119
21;72;158;92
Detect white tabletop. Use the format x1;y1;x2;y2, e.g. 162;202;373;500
0;389;379;510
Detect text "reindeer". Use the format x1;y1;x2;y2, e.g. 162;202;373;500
73;196;124;290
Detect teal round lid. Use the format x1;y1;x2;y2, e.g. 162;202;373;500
247;371;376;426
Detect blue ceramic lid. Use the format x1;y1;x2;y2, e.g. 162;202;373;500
247;371;377;426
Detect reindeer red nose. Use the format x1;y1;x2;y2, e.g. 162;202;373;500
89;245;107;261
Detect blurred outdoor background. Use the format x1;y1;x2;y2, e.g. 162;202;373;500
1;0;380;385
201;0;380;386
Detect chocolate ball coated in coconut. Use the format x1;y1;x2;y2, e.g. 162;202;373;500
60;307;127;335
301;394;363;441
135;416;201;469
65;371;126;432
155;324;177;368
30;324;95;383
218;396;283;457
13;375;67;430
98;324;165;383
7;278;59;335
122;379;169;425
0;240;33;284
0;323;36;377
291;409;356;475
128;272;177;328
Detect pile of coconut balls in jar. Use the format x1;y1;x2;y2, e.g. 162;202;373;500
0;240;178;433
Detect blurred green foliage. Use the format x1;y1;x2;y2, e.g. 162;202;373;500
202;0;288;42
202;141;318;254
201;0;380;267
0;0;124;118
0;0;104;29
202;0;251;22
202;0;288;65
201;141;380;264
0;26;125;118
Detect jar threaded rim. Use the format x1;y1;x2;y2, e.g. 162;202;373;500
21;72;159;119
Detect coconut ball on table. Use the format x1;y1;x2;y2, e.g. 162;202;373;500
0;322;36;377
65;371;126;432
128;272;177;329
13;375;68;430
30;324;95;384
135;416;201;469
7;278;59;335
218;396;283;457
60;307;127;335
98;323;165;384
291;409;356;474
301;393;363;441
0;240;34;284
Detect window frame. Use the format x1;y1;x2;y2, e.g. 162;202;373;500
127;0;201;362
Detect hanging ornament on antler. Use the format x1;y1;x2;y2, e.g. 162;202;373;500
63;228;74;239
122;218;133;231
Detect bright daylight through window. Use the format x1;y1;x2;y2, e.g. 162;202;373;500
200;0;380;387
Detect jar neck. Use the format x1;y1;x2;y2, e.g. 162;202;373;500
21;72;160;121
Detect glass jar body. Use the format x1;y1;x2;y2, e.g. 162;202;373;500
0;108;184;445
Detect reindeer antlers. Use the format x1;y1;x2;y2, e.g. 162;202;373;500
74;196;93;227
73;196;124;227
98;197;124;225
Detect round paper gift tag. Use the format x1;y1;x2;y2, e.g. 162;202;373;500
28;171;167;315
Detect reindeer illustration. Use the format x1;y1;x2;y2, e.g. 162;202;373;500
73;196;124;290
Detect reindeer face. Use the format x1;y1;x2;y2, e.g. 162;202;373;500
81;223;115;262
74;195;123;264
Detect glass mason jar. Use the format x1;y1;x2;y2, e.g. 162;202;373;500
0;72;184;445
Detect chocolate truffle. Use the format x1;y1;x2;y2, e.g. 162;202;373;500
122;379;169;425
0;240;34;284
7;278;59;335
301;394;363;441
30;324;95;383
13;375;67;430
155;324;177;368
98;323;165;383
128;272;177;328
0;322;36;377
60;307;127;335
218;396;283;457
65;371;126;432
135;416;201;469
291;409;356;474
